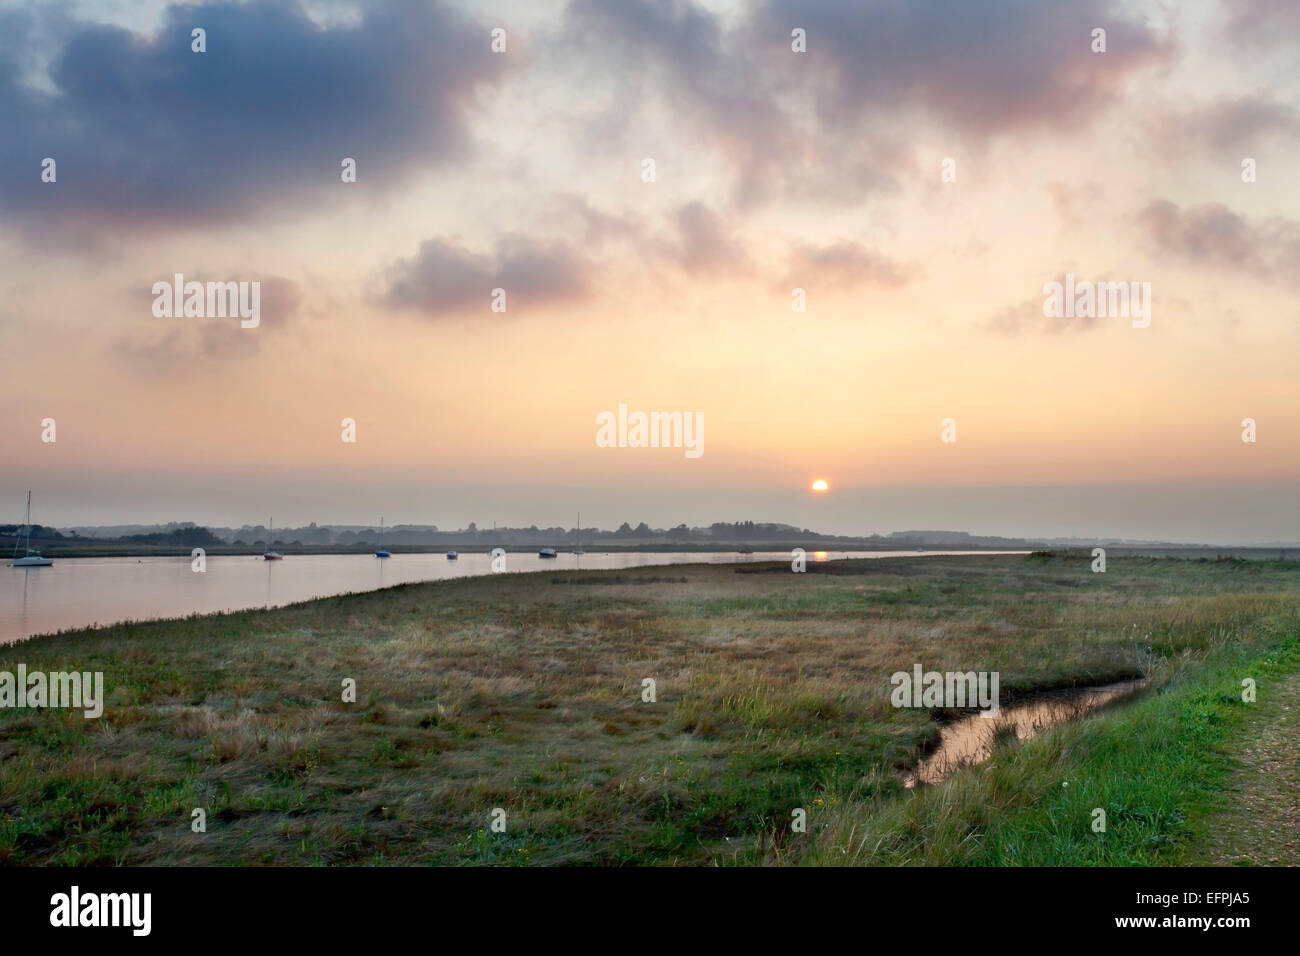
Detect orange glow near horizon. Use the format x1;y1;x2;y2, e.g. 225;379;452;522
811;479;830;492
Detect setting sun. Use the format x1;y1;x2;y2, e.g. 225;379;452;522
811;479;830;492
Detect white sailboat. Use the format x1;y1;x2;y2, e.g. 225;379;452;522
263;517;282;560
572;512;586;555
10;491;53;567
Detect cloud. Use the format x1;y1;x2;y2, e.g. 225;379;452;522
1046;181;1105;228
982;265;1175;336
562;0;798;206
115;275;303;370
558;0;913;207
671;203;750;275
559;0;1172;208
982;292;1101;336
782;240;917;291
1224;0;1300;47
1137;199;1300;282
379;235;589;317
751;0;1173;137
542;194;645;250
1158;96;1299;153
0;0;506;235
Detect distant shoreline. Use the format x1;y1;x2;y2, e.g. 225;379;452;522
7;543;1300;560
10;542;954;559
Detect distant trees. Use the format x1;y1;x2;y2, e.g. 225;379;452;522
4;518;827;552
706;521;800;540
0;524;64;540
124;525;223;547
572;521;796;541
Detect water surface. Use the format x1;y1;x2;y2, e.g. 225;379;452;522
904;679;1149;787
2;550;1025;644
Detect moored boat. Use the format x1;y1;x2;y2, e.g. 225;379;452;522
263;517;282;560
571;512;585;555
10;491;53;567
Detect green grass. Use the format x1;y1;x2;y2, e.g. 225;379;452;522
797;626;1300;865
0;554;1296;865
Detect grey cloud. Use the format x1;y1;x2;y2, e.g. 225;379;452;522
115;274;303;370
543;194;646;250
380;235;589;317
561;0;1172;207
563;0;798;207
672;202;750;275
377;200;781;316
982;293;1101;336
783;240;917;291
1225;0;1300;47
1163;96;1299;152
751;0;1173;136
1137;200;1300;282
0;0;506;235
1046;181;1105;228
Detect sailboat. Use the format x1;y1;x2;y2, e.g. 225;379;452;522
374;517;390;558
263;517;283;560
10;491;53;567
571;512;586;555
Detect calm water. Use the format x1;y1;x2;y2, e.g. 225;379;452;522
904;679;1149;787
1;550;1024;645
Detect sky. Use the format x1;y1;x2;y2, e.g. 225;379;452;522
0;0;1297;543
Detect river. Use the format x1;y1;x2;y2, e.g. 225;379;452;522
1;550;1026;645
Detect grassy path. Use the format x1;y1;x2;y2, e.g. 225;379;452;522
1190;668;1300;865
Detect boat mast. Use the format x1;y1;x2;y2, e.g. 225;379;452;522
11;491;30;559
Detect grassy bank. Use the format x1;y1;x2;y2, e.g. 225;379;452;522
799;619;1300;865
1;554;1296;865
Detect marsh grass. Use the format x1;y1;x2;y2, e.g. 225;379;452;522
0;554;1296;865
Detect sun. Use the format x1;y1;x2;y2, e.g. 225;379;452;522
811;479;829;492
